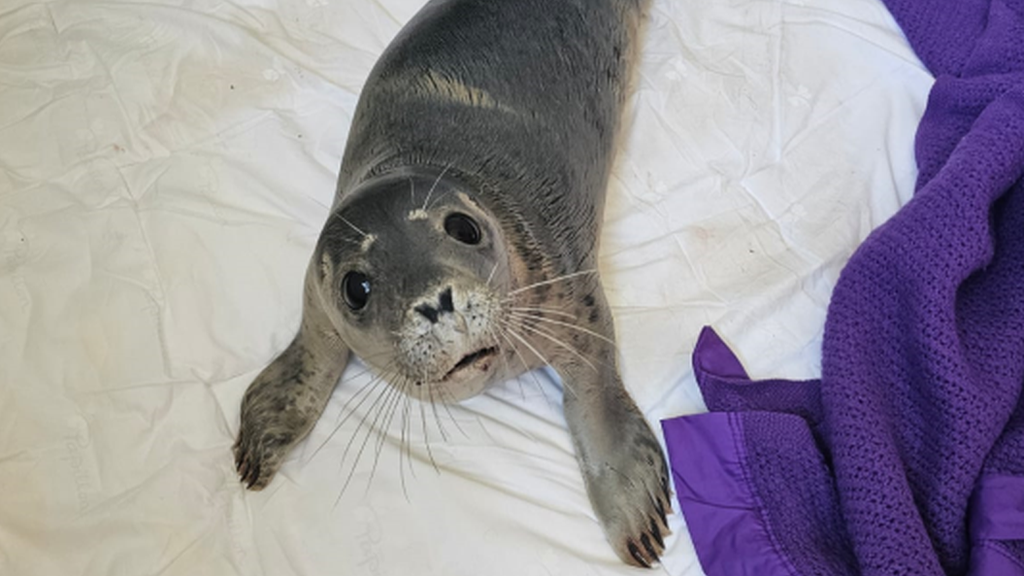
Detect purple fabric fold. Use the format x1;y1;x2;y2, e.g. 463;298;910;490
663;1;1024;575
970;476;1024;542
662;413;801;576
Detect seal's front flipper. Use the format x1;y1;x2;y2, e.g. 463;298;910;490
560;358;672;568
234;309;350;490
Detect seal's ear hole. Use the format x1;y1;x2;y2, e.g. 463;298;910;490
444;212;482;245
342;271;371;310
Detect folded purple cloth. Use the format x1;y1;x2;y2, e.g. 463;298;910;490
662;1;1024;574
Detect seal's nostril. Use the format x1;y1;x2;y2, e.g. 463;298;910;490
415;304;439;323
416;288;454;323
439;287;454;313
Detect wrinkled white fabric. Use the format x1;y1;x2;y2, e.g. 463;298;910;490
0;0;929;574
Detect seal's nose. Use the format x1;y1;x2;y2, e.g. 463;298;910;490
415;287;454;323
438;287;454;313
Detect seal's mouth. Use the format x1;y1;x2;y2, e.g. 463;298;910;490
444;346;498;380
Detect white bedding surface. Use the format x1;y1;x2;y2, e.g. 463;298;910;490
0;0;931;574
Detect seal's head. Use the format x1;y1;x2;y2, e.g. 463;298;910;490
313;170;519;402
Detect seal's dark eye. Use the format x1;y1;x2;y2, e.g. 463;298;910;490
444;212;481;245
342;271;371;310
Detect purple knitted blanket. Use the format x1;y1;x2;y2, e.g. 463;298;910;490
661;1;1024;575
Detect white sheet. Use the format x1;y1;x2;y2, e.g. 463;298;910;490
0;0;931;574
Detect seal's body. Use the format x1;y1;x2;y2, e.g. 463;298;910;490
235;0;670;566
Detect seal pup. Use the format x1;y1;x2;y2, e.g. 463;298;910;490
234;0;671;566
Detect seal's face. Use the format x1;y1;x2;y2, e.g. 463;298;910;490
314;172;515;402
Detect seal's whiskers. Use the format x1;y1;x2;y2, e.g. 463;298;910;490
484;324;532;401
508;310;618;348
498;321;577;400
417;381;441;476
493;322;572;416
335;366;405;505
504;269;598;298
400;378;416;482
311;355;395;464
421;163;452;211
365;373;411;500
367;373;409;491
425;372;450;443
485;261;500;287
491;325;532;401
508;305;578;320
338;215;369;239
434;382;470;439
501;317;597;372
